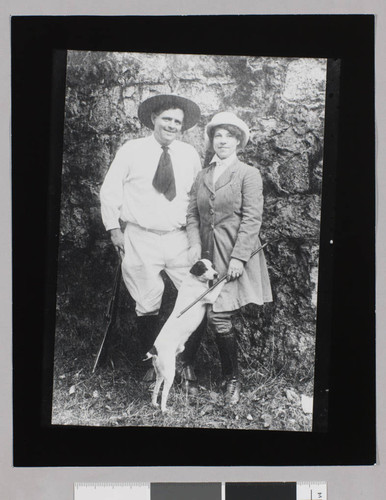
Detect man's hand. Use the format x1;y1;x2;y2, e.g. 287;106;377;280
188;243;202;264
110;228;125;258
227;258;245;281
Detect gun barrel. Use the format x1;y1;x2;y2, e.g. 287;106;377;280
176;240;274;318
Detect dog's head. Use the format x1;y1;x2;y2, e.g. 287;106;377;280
189;259;218;281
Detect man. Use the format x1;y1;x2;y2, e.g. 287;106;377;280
100;94;203;391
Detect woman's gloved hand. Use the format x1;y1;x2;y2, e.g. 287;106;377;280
227;258;245;281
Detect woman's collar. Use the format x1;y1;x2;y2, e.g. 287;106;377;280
211;152;238;167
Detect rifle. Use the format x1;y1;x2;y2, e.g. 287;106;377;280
176;239;277;318
92;259;122;373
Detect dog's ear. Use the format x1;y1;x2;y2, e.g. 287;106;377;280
148;345;158;356
189;260;208;276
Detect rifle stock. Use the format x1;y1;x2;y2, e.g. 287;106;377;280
92;260;122;373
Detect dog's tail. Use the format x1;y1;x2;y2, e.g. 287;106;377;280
143;345;158;362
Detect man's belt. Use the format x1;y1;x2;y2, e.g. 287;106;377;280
127;221;185;236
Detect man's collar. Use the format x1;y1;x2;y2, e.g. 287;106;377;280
151;133;177;150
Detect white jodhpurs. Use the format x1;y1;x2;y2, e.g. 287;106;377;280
121;222;191;316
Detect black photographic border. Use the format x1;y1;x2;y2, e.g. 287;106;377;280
12;15;375;466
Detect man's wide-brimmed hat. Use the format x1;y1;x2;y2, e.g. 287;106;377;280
138;94;201;131
206;111;250;149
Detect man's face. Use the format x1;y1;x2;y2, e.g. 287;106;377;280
152;108;184;146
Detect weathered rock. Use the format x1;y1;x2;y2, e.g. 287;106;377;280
56;51;327;383
283;59;327;103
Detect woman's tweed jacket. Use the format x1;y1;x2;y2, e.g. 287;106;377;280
186;157;272;312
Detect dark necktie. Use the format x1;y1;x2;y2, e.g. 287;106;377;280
152;146;176;201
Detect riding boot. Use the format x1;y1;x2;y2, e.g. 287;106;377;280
215;329;240;405
136;315;159;382
180;318;206;397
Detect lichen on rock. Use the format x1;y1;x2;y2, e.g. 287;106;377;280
56;51;327;384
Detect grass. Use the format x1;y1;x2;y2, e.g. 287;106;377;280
52;330;313;431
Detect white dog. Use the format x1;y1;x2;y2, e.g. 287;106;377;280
144;259;226;412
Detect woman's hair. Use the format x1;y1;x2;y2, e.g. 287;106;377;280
208;123;244;145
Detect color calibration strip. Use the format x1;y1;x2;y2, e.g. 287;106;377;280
74;483;150;500
297;482;327;500
74;482;327;500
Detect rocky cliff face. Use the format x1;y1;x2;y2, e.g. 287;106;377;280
56;51;327;382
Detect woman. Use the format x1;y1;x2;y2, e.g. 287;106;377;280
186;111;272;405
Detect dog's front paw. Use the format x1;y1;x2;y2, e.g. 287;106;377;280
152;401;159;408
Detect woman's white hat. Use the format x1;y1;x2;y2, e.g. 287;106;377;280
138;94;201;131
205;111;250;149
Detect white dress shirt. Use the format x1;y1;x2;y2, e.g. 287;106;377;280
100;134;201;232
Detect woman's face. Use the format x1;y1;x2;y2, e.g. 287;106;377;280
212;127;240;160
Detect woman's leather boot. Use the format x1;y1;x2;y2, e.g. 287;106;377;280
215;330;240;405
